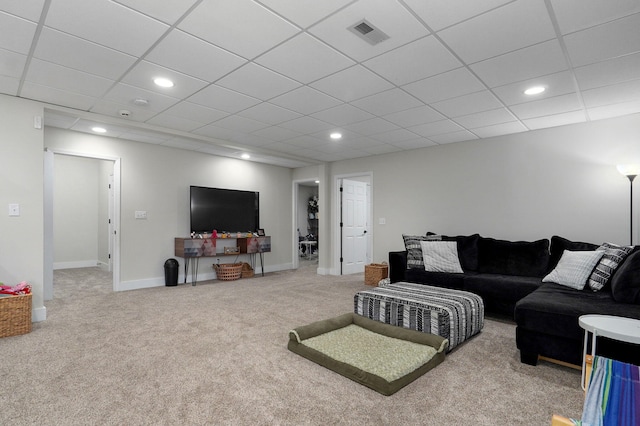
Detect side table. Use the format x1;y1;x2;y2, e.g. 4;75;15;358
578;314;640;389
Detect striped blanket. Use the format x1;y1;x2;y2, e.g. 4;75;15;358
354;282;484;351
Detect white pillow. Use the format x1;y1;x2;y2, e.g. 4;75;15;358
420;241;464;273
542;250;605;290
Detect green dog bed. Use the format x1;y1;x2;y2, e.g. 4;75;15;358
288;313;447;396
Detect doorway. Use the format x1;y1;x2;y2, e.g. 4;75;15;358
293;179;319;269
44;149;121;300
336;174;372;275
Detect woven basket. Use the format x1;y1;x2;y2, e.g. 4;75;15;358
364;263;388;286
213;263;243;281
0;293;32;338
241;262;254;279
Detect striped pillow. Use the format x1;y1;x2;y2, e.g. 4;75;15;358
587;242;634;291
403;234;441;269
542;250;605;290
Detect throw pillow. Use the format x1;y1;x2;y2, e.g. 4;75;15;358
403;234;441;269
548;236;599;270
610;250;640;304
587;242;634;291
542;250;605;290
420;241;464;273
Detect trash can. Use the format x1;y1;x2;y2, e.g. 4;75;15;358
164;258;178;286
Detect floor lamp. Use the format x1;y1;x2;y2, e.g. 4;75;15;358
617;164;640;245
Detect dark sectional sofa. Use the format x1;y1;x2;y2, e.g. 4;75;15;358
389;234;640;366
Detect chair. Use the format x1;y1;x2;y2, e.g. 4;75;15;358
552;355;639;425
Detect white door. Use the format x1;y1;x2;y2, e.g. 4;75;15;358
341;179;368;274
108;173;114;273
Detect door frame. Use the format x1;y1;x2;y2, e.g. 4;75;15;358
333;172;373;275
292;178;320;270
44;148;121;299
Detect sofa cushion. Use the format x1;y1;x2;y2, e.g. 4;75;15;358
549;235;599;270
477;237;550;277
463;274;542;316
441;233;480;272
610;250;640;304
402;234;441;269
404;268;468;290
542;250;605;290
420;241;463;273
587;242;634;291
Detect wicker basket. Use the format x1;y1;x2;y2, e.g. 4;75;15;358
364;263;388;286
241;262;254;279
213;263;243;281
0;293;32;338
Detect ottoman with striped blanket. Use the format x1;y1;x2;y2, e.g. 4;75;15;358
354;281;484;351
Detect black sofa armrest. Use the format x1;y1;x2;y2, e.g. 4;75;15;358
389;251;407;283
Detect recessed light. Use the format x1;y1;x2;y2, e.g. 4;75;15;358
153;77;174;88
524;86;545;95
330;132;342;140
92;127;107;133
315;180;320;184
241;153;250;160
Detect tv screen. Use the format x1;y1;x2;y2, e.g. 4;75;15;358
190;186;259;234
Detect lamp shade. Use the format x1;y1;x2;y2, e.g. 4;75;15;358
616;164;640;177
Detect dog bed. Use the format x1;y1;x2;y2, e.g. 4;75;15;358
288;313;447;395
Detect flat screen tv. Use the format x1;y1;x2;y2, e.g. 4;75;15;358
190;186;259;234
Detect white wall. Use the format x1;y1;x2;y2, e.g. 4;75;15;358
0;96;45;321
323;113;640;272
44;126;293;287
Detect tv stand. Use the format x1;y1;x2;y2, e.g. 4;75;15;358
174;236;271;285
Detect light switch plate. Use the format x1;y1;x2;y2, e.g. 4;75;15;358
135;210;147;219
9;203;20;216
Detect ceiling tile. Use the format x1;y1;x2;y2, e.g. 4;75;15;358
575;53;640;91
470;121;527;138
33;27;137;79
0;48;27;79
351;88;423;116
431;90;503;117
1;0;46;21
256;33;355;84
391;138;437;150
259;0;353;28
278;116;334;134
0;11;38;54
159;102;229;124
343;118;400;136
145;29;247;82
382;105;445;127
112;0;200;25
582;79;640;108
453;108;516;128
25;58;114;98
145;114;206;132
45;0;169;56
492;70;576;106
510;93;583;120
21;82;98;111
522;110;586;129
216;63;301;101
403;0;513;32
310;104;375;126
404;67;485;104
437;0;556;64
586;100;640;121
121;61;209;99
308;0;430;62
211;115;271;133
187;84;261;113
310;65;394;102
238;102;302;125
430;130;478;144
364;35;461;85
251;126;302;142
178;0;299;59
550;0;640;34
0;76;20;96
89;99;162;122
409;119;464;137
564;13;640;67
103;82;181;112
270;86;342;115
471;40;568;88
371;128;423;143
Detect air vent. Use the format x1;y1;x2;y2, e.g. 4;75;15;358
348;19;389;46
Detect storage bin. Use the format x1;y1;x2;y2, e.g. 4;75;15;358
364;263;388;286
0;293;32;338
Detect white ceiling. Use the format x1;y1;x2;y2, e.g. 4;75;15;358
2;0;640;168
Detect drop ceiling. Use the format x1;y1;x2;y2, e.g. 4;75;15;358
2;0;640;168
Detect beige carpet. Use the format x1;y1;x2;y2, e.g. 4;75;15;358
1;266;584;425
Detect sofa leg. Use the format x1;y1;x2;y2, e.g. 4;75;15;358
520;351;539;366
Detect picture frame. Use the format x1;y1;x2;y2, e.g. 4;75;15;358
257;228;265;236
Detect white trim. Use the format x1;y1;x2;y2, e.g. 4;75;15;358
32;306;47;323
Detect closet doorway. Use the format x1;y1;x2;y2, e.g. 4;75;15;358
294;180;319;269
